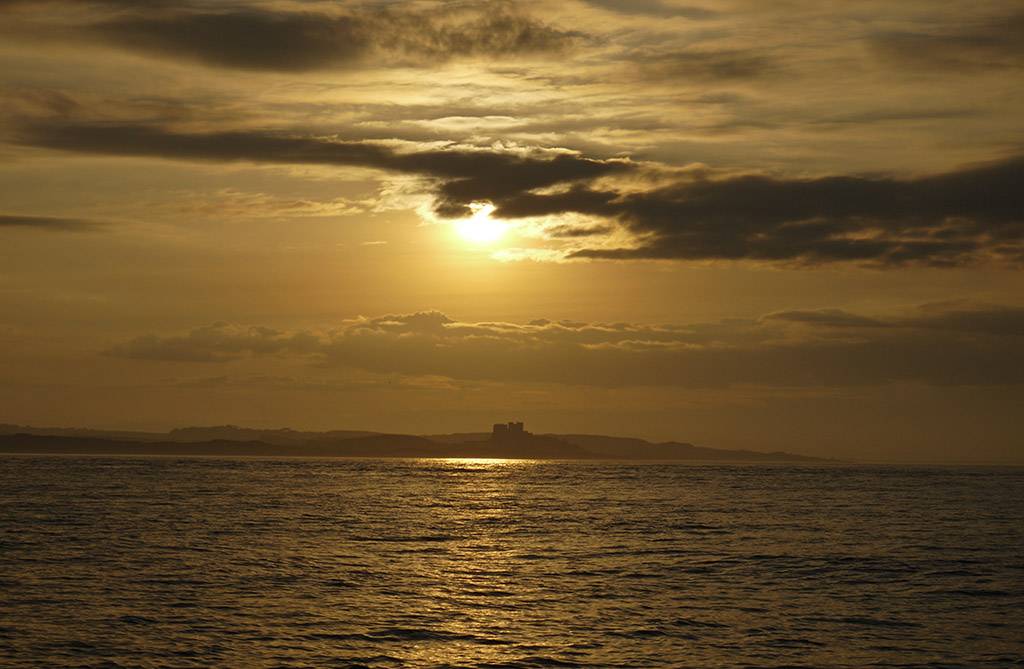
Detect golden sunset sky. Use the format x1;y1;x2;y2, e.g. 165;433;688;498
1;0;1022;462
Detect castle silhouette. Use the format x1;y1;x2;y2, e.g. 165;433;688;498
491;421;531;440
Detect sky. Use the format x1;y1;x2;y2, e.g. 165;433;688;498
1;0;1022;463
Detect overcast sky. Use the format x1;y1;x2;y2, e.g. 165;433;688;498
1;0;1022;462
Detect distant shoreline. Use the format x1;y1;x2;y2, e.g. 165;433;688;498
3;449;1022;467
0;427;830;463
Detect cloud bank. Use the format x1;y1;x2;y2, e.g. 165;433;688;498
547;156;1024;267
20;117;1022;267
107;304;1024;388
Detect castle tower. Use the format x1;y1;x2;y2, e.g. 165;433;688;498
492;421;529;440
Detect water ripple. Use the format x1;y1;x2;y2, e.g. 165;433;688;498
1;457;1021;668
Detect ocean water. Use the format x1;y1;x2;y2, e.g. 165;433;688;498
0;457;1022;668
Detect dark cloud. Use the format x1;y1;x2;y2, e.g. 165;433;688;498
809;108;981;128
19;117;1024;267
544;223;614;238
0;214;98;231
765;301;1024;342
872;12;1024;72
525;156;1024;267
908;303;1024;337
106;304;1024;388
87;5;580;72
583;0;719;19
18;120;629;218
92;11;367;72
763;309;890;328
635;49;777;81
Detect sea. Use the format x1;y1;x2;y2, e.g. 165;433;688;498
1;457;1022;668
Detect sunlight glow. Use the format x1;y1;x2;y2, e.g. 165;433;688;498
455;203;506;244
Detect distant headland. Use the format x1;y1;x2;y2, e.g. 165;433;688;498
0;421;829;462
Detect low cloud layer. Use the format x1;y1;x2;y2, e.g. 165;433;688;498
107;304;1024;389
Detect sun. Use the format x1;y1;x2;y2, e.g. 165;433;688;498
454;203;506;244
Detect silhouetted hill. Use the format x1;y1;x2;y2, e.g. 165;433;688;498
0;424;382;445
0;433;592;460
0;434;284;456
422;432;491;444
0;428;828;462
551;434;827;462
0;423;166;441
168;425;379;445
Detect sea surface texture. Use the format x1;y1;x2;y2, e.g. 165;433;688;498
1;457;1022;668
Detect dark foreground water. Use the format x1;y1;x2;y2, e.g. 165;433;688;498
1;457;1022;668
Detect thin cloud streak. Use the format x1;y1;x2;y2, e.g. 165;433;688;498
0;213;100;231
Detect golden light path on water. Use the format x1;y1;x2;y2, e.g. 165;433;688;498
3;457;1022;667
402;457;531;667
